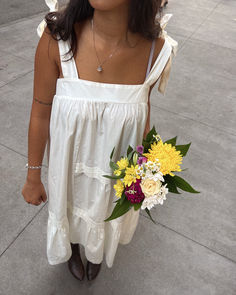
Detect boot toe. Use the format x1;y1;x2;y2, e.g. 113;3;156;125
86;261;102;281
68;256;85;281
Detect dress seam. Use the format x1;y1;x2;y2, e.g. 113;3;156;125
73;162;113;187
53;95;148;105
48;204;125;230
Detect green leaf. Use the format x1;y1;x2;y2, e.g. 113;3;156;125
164;136;177;146
104;198;131;222
128;150;137;166
110;146;115;160
128;150;135;162
142;140;151;153
145;208;157;224
102;174;124;180
109;160;119;171
127;145;133;157
164;175;181;194
113;199;120;203
120;191;126;205
145;126;157;142
175;142;191;157
172;175;200;193
133;202;142;211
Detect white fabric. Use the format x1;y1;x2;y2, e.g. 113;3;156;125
159;14;178;57
37;0;58;38
42;15;177;269
36;1;178;94
158;13;178;94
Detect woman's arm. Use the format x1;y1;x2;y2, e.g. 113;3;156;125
143;85;154;139
143;37;166;139
27;26;59;183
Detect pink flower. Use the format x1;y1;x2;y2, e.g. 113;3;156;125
124;178;145;204
136;145;144;154
137;156;147;165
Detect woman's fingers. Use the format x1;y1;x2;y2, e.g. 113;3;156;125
30;198;42;206
21;181;47;206
41;189;47;202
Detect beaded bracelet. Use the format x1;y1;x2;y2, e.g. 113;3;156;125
25;163;42;169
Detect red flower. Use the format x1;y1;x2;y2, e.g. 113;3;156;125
124;178;145;204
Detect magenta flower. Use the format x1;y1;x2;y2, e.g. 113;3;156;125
124;178;145;204
137;156;147;165
136;145;144;154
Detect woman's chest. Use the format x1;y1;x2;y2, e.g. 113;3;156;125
56;25;155;84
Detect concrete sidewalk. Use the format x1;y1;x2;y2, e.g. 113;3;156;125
0;0;236;294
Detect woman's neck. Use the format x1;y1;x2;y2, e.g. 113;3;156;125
92;5;130;45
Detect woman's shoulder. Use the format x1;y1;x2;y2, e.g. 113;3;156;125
152;36;166;65
37;25;61;72
37;26;59;60
156;36;166;50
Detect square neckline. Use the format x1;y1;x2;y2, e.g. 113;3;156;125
57;37;168;88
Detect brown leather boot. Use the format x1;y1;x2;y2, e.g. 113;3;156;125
68;243;85;281
86;260;102;281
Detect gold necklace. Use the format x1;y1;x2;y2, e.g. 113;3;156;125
91;18;123;73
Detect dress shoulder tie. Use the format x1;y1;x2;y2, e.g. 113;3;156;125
157;13;178;95
36;0;59;38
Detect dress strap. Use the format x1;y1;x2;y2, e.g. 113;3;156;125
57;35;79;79
36;0;78;79
144;38;172;85
145;39;156;79
144;13;178;95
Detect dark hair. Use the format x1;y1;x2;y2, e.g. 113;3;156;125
45;0;164;61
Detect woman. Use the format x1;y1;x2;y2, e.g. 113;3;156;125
21;0;177;282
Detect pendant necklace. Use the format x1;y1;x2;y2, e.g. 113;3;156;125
91;18;123;73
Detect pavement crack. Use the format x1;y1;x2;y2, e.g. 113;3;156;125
0;201;48;259
140;212;236;265
0;69;34;89
178;0;224;52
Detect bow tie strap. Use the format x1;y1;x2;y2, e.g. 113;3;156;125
159;13;178;56
157;13;178;95
37;0;59;38
157;52;173;95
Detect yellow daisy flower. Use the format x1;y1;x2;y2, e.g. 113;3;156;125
114;169;122;176
123;164;140;187
113;157;129;176
143;139;182;176
116;157;129;170
113;179;124;198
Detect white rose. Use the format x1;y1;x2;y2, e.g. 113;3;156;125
140;178;162;197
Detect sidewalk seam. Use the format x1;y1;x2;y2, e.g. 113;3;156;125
140;211;236;265
178;0;224;53
0;202;48;259
0;11;47;29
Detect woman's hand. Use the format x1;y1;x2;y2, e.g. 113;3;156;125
21;179;47;206
143;124;151;140
143;90;151;140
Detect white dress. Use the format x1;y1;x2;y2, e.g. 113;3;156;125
42;15;178;268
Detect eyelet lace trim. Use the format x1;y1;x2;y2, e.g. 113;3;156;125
73;162;113;186
48;204;122;241
48;211;68;238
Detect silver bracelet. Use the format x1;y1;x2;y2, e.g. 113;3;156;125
25;163;42;169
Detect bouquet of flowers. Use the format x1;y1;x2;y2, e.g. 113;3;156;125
102;126;200;224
